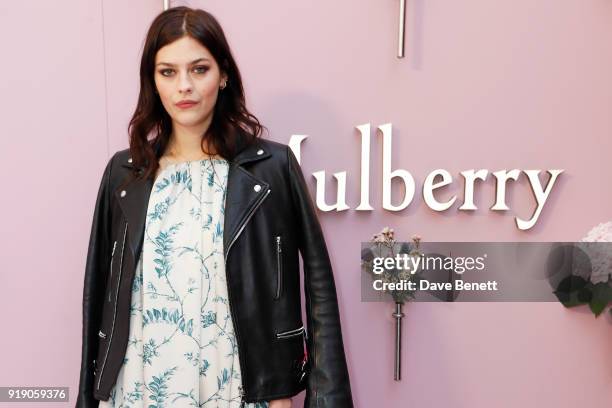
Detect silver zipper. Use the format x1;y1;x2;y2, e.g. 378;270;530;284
97;222;127;391
276;325;305;339
274;235;283;299
108;241;117;302
224;186;270;402
98;330;107;339
224;188;271;263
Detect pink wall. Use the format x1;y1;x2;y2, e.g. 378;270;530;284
1;0;611;406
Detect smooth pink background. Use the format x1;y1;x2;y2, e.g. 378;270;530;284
1;0;611;406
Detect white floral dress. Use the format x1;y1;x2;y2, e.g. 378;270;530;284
99;158;269;408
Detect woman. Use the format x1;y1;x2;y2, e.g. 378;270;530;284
76;6;353;408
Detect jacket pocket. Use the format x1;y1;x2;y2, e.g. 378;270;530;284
273;235;283;300
276;325;304;339
107;240;117;302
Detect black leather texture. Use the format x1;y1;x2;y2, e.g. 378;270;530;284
76;134;353;407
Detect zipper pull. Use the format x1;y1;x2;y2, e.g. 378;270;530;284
276;235;281;252
238;384;245;407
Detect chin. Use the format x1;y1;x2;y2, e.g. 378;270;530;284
174;116;209;128
173;109;201;118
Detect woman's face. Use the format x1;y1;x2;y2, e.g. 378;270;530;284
154;36;227;131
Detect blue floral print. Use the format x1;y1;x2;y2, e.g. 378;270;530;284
99;158;269;408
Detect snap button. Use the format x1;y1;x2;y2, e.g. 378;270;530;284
120;190;126;197
253;184;261;192
256;149;264;155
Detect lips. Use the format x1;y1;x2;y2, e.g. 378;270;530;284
176;100;198;109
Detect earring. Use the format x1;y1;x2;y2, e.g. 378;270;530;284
220;80;228;90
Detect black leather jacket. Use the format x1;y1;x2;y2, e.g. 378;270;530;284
76;135;353;407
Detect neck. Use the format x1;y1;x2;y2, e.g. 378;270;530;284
168;119;216;159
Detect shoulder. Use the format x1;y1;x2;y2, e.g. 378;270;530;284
237;136;292;169
108;148;132;177
97;148;131;174
101;148;134;192
112;148;132;166
257;136;302;167
255;137;289;156
253;138;304;178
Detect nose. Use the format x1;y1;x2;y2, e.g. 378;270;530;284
178;70;193;94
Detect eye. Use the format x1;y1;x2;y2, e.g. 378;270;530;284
159;69;174;77
193;65;209;74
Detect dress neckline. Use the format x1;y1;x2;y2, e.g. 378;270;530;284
154;157;228;186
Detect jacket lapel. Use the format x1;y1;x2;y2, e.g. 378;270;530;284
115;136;272;266
114;174;153;262
222;162;270;260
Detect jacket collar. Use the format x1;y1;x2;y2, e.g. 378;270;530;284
115;134;272;266
120;134;271;171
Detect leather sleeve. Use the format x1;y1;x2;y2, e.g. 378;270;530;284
286;146;354;408
76;154;115;408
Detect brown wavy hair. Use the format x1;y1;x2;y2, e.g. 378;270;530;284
128;6;266;180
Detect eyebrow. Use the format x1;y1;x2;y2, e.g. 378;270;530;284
155;58;210;67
